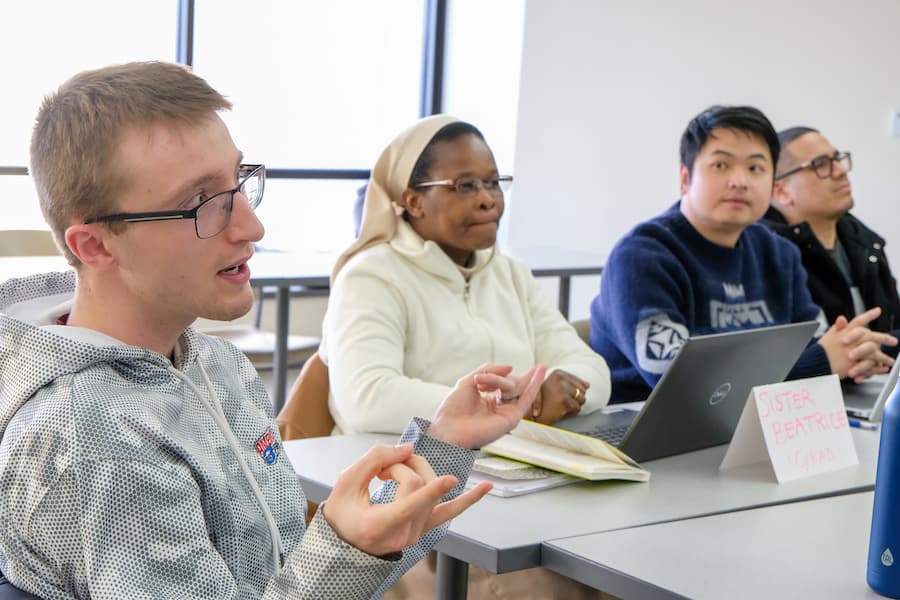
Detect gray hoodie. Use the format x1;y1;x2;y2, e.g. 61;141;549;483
0;271;474;599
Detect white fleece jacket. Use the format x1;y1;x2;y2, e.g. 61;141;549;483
321;221;611;435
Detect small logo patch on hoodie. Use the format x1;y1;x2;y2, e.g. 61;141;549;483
254;427;279;465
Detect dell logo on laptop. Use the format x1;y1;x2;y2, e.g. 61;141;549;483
709;382;732;406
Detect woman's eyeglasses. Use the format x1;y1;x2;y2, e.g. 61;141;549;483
414;175;513;197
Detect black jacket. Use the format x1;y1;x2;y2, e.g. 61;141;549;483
762;207;900;339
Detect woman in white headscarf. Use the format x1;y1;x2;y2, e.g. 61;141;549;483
287;115;612;600
318;114;611;436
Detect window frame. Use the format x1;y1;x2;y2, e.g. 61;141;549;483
1;0;447;195
177;0;445;185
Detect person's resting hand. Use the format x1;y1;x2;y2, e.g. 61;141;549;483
426;363;548;449
818;307;898;382
321;444;490;557
529;369;589;424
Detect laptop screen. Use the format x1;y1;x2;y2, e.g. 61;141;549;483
558;321;819;462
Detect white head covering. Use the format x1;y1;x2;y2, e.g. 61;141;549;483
331;114;461;281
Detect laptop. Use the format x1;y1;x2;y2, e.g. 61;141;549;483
843;357;900;422
555;320;819;462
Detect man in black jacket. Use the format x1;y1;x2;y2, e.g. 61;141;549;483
764;126;900;352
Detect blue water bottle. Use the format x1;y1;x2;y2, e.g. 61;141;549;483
868;382;900;596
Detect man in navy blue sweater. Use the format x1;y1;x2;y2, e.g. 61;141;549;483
590;105;896;404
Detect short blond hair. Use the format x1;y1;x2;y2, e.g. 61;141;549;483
29;61;232;265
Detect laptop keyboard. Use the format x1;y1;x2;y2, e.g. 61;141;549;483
584;424;630;446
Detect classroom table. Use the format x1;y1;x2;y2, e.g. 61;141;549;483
542;491;884;600
282;425;881;599
243;251;333;410
0;248;602;411
0;252;333;412
251;247;601;409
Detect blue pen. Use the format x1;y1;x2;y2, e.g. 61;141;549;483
849;418;879;431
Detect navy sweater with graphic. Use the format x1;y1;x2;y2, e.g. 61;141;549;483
590;202;830;404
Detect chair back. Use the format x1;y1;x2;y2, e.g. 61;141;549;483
0;230;59;257
0;570;41;599
276;351;334;440
571;318;591;344
200;323;319;371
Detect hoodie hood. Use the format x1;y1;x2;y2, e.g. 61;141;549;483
331;114;462;281
0;270;291;587
0;271;192;436
389;219;497;286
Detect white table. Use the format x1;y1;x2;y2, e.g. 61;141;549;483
543;491;884;600
282;426;881;598
0;253;334;411
0;248;602;411
242;250;333;410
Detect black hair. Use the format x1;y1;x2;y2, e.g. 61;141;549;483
775;126;819;176
407;121;486;188
679;105;780;175
777;126;819;149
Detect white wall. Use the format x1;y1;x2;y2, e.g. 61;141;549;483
510;0;900;319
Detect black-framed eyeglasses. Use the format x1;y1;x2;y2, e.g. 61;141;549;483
775;152;851;181
414;175;513;197
84;164;265;239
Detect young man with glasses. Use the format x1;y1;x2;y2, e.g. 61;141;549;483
763;126;900;347
0;61;544;599
590;105;896;404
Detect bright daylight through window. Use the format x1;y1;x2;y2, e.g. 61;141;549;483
1;0;524;255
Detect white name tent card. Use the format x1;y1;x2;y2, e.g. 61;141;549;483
720;374;858;483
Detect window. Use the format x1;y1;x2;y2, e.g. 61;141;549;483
195;1;425;168
0;0;176;229
1;1;525;254
254;179;361;253
444;0;526;247
444;0;525;179
6;176;50;230
193;0;425;252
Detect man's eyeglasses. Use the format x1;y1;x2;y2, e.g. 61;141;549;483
414;175;513;197
775;152;851;181
84;164;265;239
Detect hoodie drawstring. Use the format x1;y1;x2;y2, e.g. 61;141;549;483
167;363;284;574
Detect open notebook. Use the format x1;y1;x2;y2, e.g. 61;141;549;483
467;420;649;497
